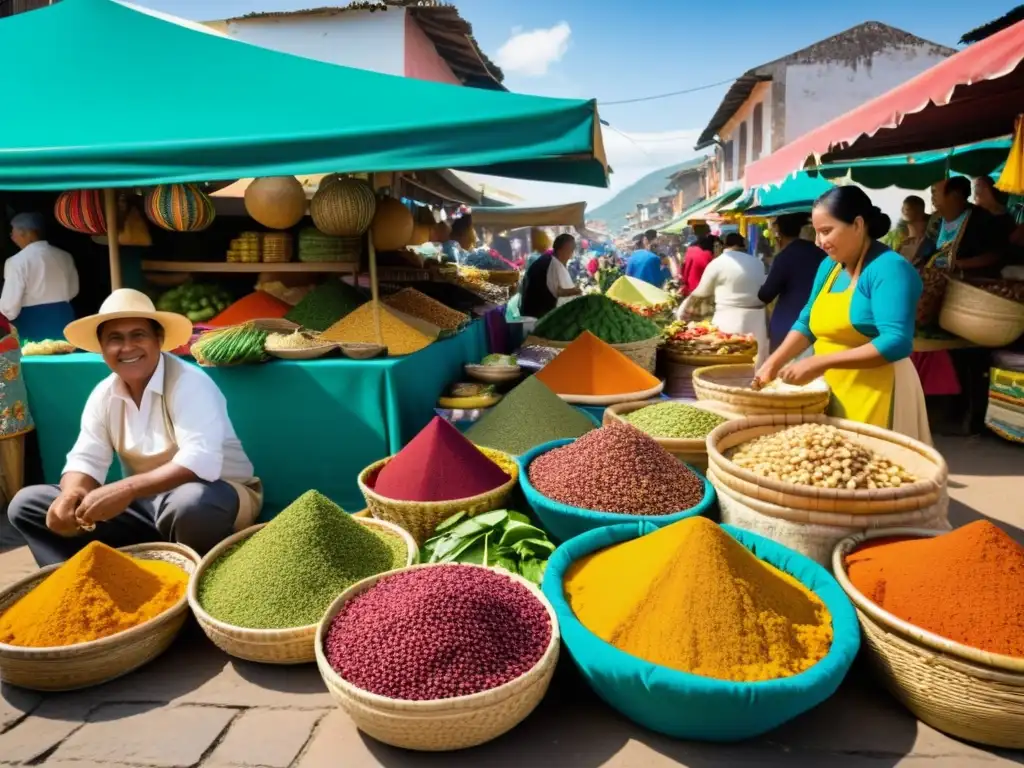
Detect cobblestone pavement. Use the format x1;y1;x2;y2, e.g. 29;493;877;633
1;436;1022;768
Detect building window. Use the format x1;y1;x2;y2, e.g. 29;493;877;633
724;141;734;182
752;103;763;161
738;122;748;177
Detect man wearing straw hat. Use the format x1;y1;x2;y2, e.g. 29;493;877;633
7;289;262;566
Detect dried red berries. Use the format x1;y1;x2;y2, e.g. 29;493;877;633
324;565;551;701
528;422;705;515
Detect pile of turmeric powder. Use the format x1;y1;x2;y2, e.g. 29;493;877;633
565;517;832;682
0;542;187;648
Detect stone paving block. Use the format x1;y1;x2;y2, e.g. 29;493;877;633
0;697;93;764
50;703;237;768
0;684;41;731
205;708;325;768
178;658;333;709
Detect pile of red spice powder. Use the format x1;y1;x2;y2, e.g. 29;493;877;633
371;417;511;502
324;565;551;700
846;520;1024;657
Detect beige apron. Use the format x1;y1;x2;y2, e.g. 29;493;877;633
116;362;262;531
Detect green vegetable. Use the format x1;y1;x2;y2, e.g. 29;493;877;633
622;402;728;439
191;322;268;366
156;281;232;318
534;295;659;344
421;509;556;585
198;491;406;629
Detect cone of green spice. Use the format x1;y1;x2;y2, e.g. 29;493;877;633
285;279;366;332
198;491;407;629
466;376;596;456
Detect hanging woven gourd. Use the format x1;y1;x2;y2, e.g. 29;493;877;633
370;196;415;251
54;189;107;235
310;175;376;236
145;183;216;232
244;176;307;230
408;222;432;246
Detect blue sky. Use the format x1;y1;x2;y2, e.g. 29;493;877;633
136;0;1015;207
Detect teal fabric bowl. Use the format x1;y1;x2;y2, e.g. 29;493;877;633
518;439;715;542
541;522;860;742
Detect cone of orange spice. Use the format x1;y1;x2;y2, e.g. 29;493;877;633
536;331;659;397
845;521;1024;658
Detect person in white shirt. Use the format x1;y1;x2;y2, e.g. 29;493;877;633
679;232;770;368
519;234;582;328
2;212;79;342
8;289;263;566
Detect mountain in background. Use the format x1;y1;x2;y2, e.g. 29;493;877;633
589;160;695;232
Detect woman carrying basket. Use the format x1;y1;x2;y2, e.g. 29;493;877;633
753;187;931;444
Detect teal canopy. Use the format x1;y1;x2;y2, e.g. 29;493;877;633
812;138;1011;190
660;188;744;233
0;0;608;191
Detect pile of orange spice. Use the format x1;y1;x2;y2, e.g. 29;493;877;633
0;542;187;647
536;331;660;396
846;521;1024;657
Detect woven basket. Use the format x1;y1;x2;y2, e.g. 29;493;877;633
54;189;107;235
939;279;1024;348
833;530;1024;748
706;414;947;515
0;543;199;691
357;447;518;544
188;518;417;665
693;364;830;415
298;229;362;264
145;183;215;232
310;176;376;237
603;399;740;471
260;232;294;264
314;563;560;751
662;346;755;366
527;334;661;374
710;469;950;565
552;380;665;407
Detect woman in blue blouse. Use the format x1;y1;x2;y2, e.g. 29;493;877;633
754;187;931;443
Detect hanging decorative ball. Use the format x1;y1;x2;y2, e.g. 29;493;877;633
144;183;216;232
370;196;414;252
408;222;432;246
310;175;376;236
54;189;107;235
244;176;307;230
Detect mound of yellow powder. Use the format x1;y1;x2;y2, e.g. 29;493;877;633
321;301;434;356
565;517;832;681
0;542;187;648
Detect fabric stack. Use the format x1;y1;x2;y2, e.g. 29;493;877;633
986;350;1024;443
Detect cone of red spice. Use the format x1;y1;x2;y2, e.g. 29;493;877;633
845;521;1024;658
372;417;511;502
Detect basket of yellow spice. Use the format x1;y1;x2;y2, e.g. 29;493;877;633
541;517;860;741
0;541;198;691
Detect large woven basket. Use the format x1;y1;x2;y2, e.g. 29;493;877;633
662;346;755;366
526;334;661;374
693;364;830;415
939;278;1024;348
358;447;519;544
0;543;199;691
710;469;950;565
310;176;377;237
188;519;417;665
314;563;560;751
833;529;1024;748
706;414;947;515
603;399;740;471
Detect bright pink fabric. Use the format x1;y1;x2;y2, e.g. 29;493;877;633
681;246;713;295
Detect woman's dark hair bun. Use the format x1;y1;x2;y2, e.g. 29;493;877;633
867;206;891;240
814;186;890;240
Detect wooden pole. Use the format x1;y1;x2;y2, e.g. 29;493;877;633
368;173;383;346
103;189;123;290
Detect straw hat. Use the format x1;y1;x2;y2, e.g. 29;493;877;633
64;289;193;353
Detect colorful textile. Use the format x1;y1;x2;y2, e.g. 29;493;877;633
0;338;33;438
145;183;215;232
54;189;106;235
986;368;1024;442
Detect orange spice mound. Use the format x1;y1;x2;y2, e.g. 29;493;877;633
846;521;1024;657
536;331;660;396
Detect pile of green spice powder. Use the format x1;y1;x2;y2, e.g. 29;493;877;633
198;491;407;629
285;279;367;332
465;376;595;455
622;402;727;439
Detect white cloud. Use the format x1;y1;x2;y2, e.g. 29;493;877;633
495;22;572;77
459;127;704;211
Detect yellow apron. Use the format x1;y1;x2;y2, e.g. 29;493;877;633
808;262;894;428
116;360;263;531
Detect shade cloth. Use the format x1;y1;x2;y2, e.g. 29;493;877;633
0;0;606;190
660;189;744;234
471;202;587;230
21;322;488;516
746;19;1024;186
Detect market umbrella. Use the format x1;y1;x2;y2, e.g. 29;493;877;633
660;189;744;234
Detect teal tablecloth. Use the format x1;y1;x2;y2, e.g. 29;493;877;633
22;321;488;517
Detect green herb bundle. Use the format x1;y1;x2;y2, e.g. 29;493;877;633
191;322;269;367
422;510;555;585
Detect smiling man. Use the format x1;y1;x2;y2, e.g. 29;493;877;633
7;289;262;566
